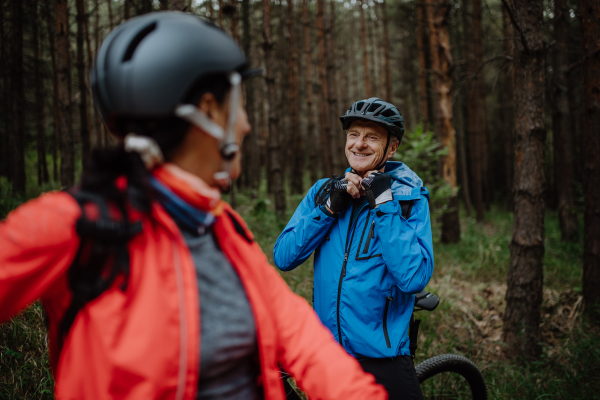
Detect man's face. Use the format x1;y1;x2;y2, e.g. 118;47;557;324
345;120;397;174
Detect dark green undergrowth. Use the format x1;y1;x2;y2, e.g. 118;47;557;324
1;175;598;399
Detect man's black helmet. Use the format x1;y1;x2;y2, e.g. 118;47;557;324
339;98;405;143
91;11;253;136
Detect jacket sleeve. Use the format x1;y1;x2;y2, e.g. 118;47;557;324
273;180;337;271
372;192;434;294
267;265;388;400
0;192;80;323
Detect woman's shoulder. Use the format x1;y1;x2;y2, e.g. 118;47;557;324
1;191;81;245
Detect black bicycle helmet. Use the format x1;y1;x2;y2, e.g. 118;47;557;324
339;97;405;143
91;11;256;136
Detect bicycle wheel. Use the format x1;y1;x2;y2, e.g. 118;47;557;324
416;354;487;400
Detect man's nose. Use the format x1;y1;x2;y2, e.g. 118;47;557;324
355;135;367;148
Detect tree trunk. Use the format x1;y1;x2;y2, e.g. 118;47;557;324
0;0;9;186
450;1;471;217
289;0;303;194
229;0;238;42
217;0;223;27
374;4;385;98
45;0;59;182
107;0;114;29
552;0;578;242
359;0;370;98
262;0;286;216
160;0;169;10
239;0;258;193
57;0;75;187
473;0;490;209
304;0;318;183
327;0;341;173
10;0;26;195
502;0;546;360
416;2;429;129
170;0;186;11
316;0;332;177
463;0;484;221
93;0;103;148
428;0;460;243
502;2;514;212
125;0;131;19
581;0;600;315
33;0;49;186
381;0;392;102
367;5;378;97
76;0;91;161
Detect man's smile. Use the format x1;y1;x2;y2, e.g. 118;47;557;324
352;152;372;157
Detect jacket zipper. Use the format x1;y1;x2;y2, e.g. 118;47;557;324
362;220;375;254
383;296;393;348
336;203;367;348
336;252;348;345
172;241;188;400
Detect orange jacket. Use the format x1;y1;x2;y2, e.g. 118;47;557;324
0;167;387;400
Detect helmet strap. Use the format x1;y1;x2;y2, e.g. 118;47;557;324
374;132;391;171
174;72;243;192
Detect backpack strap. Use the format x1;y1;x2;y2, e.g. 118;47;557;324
59;190;142;349
399;200;414;219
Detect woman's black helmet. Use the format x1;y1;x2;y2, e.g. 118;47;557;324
339;98;405;143
91;11;255;136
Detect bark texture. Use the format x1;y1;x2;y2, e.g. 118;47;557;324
262;0;286;216
502;3;514;212
381;0;392;102
0;0;8;185
316;0;332;176
289;0;303;194
581;0;600;314
428;0;460;243
33;0;49;186
502;0;546;360
304;0;318;183
359;0;370;98
463;0;484;221
76;0;91;160
552;0;578;242
56;0;75;187
10;0;26;194
416;2;429;129
169;0;186;11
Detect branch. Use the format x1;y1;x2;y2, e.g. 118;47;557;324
500;0;529;54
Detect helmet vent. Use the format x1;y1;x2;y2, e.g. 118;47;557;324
122;22;157;62
368;102;382;112
380;109;395;117
355;102;365;112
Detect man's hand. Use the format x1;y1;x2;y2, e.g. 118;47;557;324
360;172;393;209
344;172;364;199
326;176;352;214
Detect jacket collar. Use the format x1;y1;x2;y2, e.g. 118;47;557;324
152;163;224;216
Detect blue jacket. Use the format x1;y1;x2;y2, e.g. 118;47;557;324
273;161;434;358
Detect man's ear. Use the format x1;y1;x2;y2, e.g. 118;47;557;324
387;138;399;159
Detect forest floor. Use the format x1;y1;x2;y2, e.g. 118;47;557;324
1;181;599;399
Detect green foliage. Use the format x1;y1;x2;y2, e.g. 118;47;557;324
0;303;53;400
0;180;23;220
395;124;458;220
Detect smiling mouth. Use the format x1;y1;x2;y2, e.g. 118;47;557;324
352;152;371;157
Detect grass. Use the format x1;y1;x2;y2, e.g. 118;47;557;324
1;177;598;399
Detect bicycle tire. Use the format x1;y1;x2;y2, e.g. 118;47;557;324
416;354;487;400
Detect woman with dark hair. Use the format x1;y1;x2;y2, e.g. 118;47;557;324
0;12;386;400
